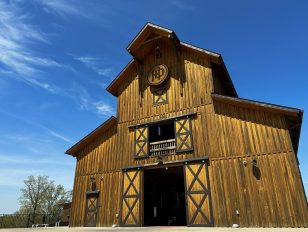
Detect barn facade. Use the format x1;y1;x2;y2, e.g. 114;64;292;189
66;23;308;227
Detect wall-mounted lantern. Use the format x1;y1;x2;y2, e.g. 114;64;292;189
155;44;162;59
90;176;96;191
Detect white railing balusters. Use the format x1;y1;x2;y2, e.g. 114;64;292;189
149;139;176;156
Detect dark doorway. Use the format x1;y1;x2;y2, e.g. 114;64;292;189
144;166;186;226
149;121;175;143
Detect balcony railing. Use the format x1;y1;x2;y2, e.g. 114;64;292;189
149;139;176;156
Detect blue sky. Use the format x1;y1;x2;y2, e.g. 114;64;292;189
0;0;307;213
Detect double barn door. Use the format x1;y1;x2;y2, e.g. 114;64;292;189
120;160;213;226
120;168;142;226
184;161;213;226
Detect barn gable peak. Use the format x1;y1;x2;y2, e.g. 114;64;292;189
107;23;238;97
126;23;180;59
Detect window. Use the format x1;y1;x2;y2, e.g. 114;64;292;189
133;114;195;158
153;88;168;105
149;121;175;143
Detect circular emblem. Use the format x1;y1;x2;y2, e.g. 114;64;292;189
147;64;169;86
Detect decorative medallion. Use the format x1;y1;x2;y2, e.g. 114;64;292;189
147;64;169;86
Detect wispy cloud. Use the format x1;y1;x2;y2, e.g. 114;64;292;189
41;126;74;144
75;56;113;76
5;134;52;144
0;110;74;144
0;165;74;187
0;1;66;92
0;2;113;117
34;0;89;18
0;153;74;167
170;0;195;11
93;101;115;116
65;83;115;117
0;168;43;187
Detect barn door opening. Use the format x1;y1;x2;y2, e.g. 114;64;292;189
144;166;186;226
184;160;213;226
120;168;142;226
84;191;99;227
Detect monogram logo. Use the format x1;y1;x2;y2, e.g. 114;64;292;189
147;64;168;86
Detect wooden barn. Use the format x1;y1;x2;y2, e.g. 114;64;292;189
66;23;308;227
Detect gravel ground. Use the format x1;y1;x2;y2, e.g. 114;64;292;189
0;227;308;232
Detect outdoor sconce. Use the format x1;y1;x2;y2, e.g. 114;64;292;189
90;176;96;191
252;157;258;167
242;157;257;167
155;44;162;59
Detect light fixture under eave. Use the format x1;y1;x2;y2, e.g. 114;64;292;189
252;157;258;167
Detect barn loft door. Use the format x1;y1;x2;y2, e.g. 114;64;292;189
175;117;193;152
134;126;149;158
84;191;99;227
184;161;213;226
120;168;142;226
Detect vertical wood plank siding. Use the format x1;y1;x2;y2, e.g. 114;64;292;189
209;152;308;227
117;42;213;124
69;39;308;227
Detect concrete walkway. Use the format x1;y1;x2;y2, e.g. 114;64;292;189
0;227;307;232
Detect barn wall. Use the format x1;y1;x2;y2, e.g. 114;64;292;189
70;171;122;227
69;38;308;227
212;63;228;95
117;40;214;124
209;152;308;227
70;99;308;227
74;102;294;175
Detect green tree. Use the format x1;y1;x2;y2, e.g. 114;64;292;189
41;183;70;222
19;175;50;222
19;175;71;224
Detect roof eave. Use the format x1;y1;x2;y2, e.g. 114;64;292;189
126;22;174;52
106;59;135;96
212;93;303;156
294;110;303;155
211;93;302;116
65;116;118;157
180;42;221;58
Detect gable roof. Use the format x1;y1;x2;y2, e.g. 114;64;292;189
106;23;238;97
66;116;117;157
127;23;179;54
211;93;303;156
211;93;302;117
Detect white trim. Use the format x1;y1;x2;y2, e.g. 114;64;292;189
180;42;220;58
127;23;173;51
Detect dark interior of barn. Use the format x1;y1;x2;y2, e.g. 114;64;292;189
144;166;186;226
149;121;175;143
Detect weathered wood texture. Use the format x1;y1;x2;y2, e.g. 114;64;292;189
69;38;308;227
73;103;295;175
70;172;122;227
212;62;229;96
184;162;213;226
209;152;308;227
117;40;213;124
120;169;142;226
70;104;308;227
